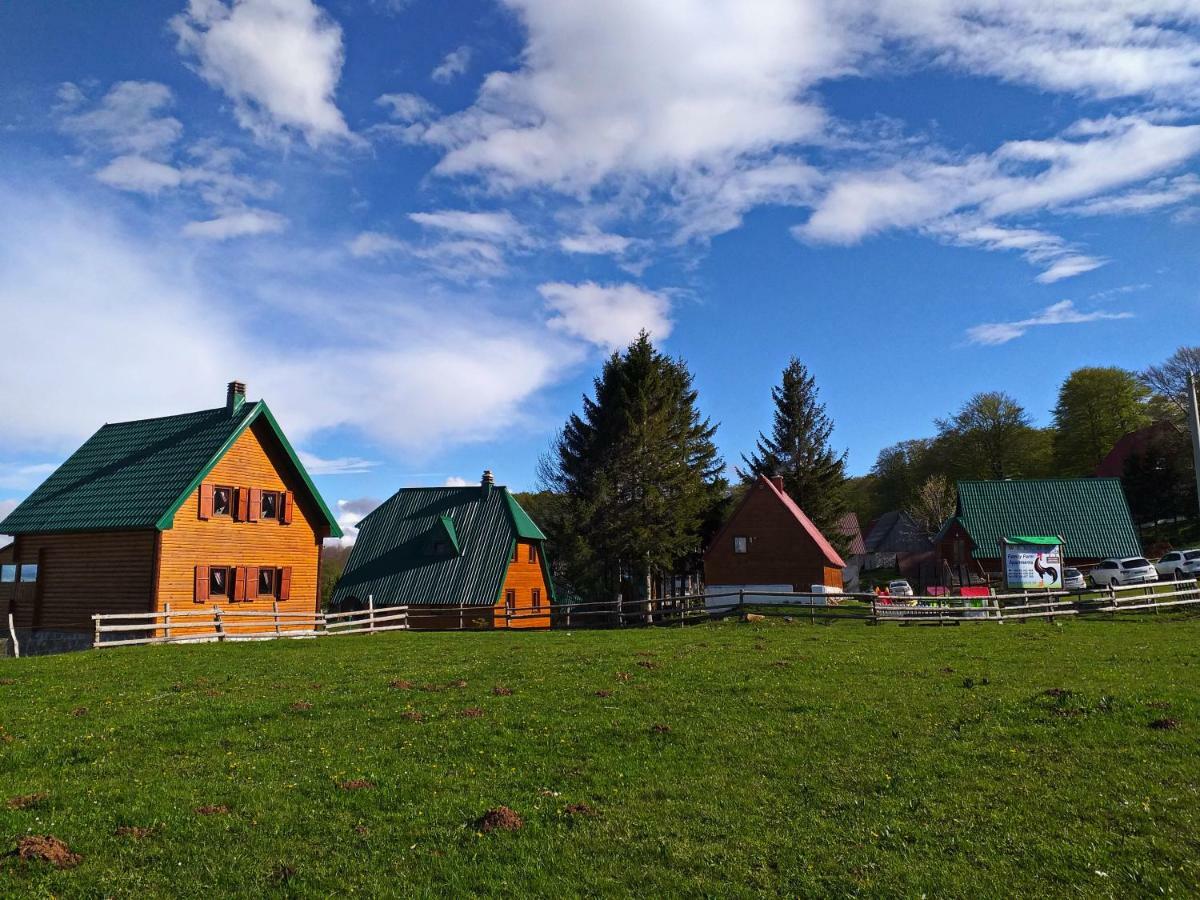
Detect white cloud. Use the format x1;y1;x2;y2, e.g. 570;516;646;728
408;209;527;243
297;451;377;475
539;281;672;349
0;182;579;459
96;155;185;193
443;476;469;487
172;0;351;145
332;496;381;544
183;208;289;240
559;227;632;256
1068;174;1200;216
376;92;436;122
965;300;1134;346
431;46;472;84
347;231;405;258
932;220;1107;284
1033;255;1108;284
59;81;182;155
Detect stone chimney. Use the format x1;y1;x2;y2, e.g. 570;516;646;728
770;474;785;492
226;381;246;416
481;469;495;499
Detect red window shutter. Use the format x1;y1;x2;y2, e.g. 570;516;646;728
195;565;210;602
199;484;213;520
281;491;294;525
279;566;292;601
248;487;261;522
234;566;247;602
246;566;259;601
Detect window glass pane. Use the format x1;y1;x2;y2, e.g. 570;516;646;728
19;564;37;581
213;487;232;516
261;491;278;519
1186;551;1200;561
258;568;275;595
210;567;229;597
733;536;748;554
0;565;15;582
1125;558;1150;569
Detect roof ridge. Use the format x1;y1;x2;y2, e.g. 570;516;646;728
98;405;240;428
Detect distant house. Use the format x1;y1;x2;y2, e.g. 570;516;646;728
703;475;845;602
837;511;867;590
862;510;935;585
1094;421;1177;478
0;382;341;650
330;471;554;629
935;478;1142;582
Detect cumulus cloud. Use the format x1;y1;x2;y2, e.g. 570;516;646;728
172;0;352;145
332;496;381;544
431;46;472;84
559;227;632;256
539;281;672;350
443;476;469;487
965;300;1134;346
96;155;185;193
183;208;288;240
59;81;182;155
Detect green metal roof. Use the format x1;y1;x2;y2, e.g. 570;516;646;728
0;401;341;537
331;486;552;608
954;478;1141;561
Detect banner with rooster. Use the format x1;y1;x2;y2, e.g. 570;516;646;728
1003;536;1064;590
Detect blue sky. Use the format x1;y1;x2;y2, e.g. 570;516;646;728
2;0;1199;540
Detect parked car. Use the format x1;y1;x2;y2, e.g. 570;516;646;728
1062;567;1086;591
1089;557;1158;587
887;579;914;597
1154;549;1200;580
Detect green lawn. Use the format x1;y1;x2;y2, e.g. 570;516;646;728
2;618;1199;896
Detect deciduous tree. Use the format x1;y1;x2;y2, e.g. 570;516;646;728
1052;367;1150;476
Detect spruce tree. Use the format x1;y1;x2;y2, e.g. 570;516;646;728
739;358;849;551
544;332;725;602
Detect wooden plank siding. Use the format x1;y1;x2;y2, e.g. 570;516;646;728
156;418;325;634
494;539;552;628
1;530;157;631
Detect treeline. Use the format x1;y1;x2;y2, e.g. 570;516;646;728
852;347;1200;533
521;336;1199;604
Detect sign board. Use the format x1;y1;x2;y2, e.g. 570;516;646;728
1003;536;1064;590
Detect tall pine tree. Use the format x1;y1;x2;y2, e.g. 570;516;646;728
543;333;725;602
739;358;849;552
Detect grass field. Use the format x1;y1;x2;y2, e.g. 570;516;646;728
2;617;1199;897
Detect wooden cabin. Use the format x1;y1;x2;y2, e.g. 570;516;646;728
704;475;845;605
935;478;1143;586
330;471;554;629
0;382;341;649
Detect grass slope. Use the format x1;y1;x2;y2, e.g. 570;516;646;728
2;619;1199;896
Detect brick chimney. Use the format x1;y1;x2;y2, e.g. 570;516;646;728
770;474;785;492
481;469;494;499
226;381;246;416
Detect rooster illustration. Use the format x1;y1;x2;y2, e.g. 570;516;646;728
1033;552;1058;585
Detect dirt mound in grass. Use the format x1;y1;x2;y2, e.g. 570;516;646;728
460;707;484;718
1149;717;1180;730
492;686;513;696
401;711;424;722
0;678;15;686
650;723;671;734
615;672;632;682
449;679;468;689
477;807;523;832
637;660;659;670
594;689;613;698
290;701;313;711
70;707;88;717
339;779;375;791
565;802;597;817
195;805;230;816
14;835;81;869
388;679;413;690
6;792;48;810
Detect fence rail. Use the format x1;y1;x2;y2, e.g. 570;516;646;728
82;578;1200;651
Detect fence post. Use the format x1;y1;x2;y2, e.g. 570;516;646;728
213;605;225;641
871;596;878;626
565;601;571;629
163;602;172;641
9;613;20;658
402;604;409;630
459;601;464;631
368;594;376;634
92;613;100;650
273;600;282;636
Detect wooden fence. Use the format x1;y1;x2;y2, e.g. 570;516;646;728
87;579;1200;649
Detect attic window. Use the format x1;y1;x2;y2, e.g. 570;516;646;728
429;540;452;556
260;490;279;520
733;536;749;554
0;565;15;583
212;486;233;517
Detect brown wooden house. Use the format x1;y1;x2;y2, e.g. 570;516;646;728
0;382;341;649
330;471;554;629
704;475;845;602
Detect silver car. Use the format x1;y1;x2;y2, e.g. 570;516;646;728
1062;567;1086;591
1090;557;1157;588
887;579;914;597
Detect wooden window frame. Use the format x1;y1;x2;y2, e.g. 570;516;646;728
260;489;279;521
532;588;541;612
211;485;235;518
504;589;516;616
527;544;537;564
512;542;520;563
257;566;276;599
733;535;749;554
209;565;232;599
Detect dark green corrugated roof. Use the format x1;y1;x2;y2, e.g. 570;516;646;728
331;486;551;608
0;401;341;537
954;478;1141;560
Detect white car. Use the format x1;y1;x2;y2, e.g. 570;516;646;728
1062;568;1086;591
1154;549;1200;580
1090;557;1158;587
887;579;914;597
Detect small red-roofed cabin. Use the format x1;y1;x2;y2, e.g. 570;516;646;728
704;475;845;603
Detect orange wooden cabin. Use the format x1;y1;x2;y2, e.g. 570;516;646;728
0;382;341;649
331;471;555;629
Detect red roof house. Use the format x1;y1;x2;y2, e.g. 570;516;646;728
704;475;845;593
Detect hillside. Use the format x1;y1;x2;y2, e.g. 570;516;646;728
1;620;1198;895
